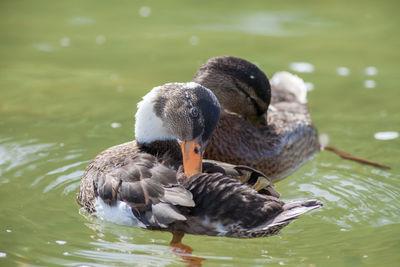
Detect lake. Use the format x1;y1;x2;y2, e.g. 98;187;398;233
0;0;399;266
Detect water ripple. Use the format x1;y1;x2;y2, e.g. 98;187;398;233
43;170;84;194
286;162;400;229
0;137;86;197
0;138;55;178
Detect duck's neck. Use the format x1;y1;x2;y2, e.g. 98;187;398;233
137;140;182;166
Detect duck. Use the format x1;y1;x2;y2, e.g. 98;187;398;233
78;82;322;238
193;56;320;181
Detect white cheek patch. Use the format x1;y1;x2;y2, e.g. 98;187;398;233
135;86;175;144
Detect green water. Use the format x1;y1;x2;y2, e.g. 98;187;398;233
1;0;399;266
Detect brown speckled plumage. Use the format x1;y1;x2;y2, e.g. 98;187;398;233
204;104;319;181
194;56;320;181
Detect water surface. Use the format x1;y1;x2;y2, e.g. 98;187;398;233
1;0;399;266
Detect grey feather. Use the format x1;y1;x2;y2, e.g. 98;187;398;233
145;202;187;228
161;186;195;207
265;199;322;228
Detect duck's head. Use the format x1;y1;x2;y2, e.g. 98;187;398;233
135;82;220;177
192;56;271;125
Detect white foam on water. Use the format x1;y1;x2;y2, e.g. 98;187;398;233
60;37;70;47
364;66;378;76
111;122;121;128
139;6;151;17
96;35;106;45
336;67;350;76
364;80;376;88
374;131;398;140
289;62;315;73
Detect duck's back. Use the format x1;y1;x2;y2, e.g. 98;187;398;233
204;113;318;180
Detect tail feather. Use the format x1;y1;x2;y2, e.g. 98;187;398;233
268;199;323;227
270;71;308;104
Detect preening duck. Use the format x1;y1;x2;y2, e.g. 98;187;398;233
193;56;320;181
78;82;322;238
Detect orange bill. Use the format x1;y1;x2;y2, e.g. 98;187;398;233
180;138;203;178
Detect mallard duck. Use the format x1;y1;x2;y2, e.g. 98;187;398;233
78;82;322;238
193;56;320;181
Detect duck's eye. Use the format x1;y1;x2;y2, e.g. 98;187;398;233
194;146;200;154
190;107;199;118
